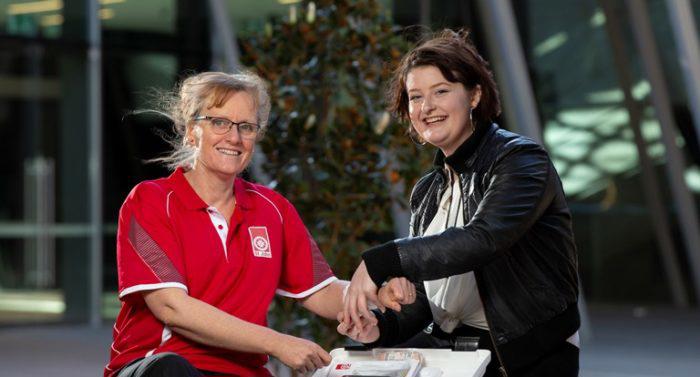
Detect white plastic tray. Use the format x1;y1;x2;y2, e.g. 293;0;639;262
312;348;491;377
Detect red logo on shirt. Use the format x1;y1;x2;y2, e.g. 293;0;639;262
248;226;271;258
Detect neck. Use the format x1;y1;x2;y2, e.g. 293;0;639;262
183;166;236;209
441;127;474;157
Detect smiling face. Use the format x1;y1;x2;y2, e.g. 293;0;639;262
187;90;257;179
406;65;481;156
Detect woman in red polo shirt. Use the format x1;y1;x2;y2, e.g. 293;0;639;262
106;71;350;377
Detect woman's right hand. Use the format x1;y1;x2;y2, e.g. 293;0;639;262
269;334;331;375
378;277;416;312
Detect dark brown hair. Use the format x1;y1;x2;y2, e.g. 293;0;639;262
387;29;501;135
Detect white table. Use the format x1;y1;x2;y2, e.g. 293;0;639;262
312;347;491;377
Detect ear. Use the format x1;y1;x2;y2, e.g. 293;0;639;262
470;84;482;109
408;123;426;145
185;124;197;146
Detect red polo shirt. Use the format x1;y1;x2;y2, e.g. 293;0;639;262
105;168;336;376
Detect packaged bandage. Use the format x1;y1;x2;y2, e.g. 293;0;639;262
372;349;425;364
325;359;420;377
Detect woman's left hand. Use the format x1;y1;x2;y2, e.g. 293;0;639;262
343;261;383;329
378;277;416;312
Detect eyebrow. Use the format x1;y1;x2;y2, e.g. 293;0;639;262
205;114;256;123
407;81;451;92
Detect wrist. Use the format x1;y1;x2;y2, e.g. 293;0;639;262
342;283;349;300
362;309;387;347
263;330;284;356
344;280;377;310
362;241;402;286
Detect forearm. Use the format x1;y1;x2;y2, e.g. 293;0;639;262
147;290;281;355
365;147;556;284
300;280;348;319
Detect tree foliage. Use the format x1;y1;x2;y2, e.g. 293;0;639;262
241;0;432;348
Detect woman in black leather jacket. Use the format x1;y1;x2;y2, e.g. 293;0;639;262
340;29;580;377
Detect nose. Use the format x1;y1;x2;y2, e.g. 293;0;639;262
421;95;435;114
224;124;243;143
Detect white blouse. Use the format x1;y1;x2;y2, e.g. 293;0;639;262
423;166;488;332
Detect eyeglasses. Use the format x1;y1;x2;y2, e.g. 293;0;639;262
193;116;261;139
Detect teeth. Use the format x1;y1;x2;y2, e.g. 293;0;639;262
217;148;241;156
425;116;447;124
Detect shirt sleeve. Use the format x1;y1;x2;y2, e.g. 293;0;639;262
116;182;187;299
275;199;336;298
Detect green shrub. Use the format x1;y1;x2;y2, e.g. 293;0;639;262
241;0;431;349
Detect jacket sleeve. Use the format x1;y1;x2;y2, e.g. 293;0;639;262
364;143;557;284
365;284;433;347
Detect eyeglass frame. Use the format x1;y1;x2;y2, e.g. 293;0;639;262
192;115;262;140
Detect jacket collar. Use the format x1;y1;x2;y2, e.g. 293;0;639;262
433;123;497;174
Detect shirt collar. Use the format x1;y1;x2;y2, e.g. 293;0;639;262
233;176;253;210
170;167;208;210
169;167;253;211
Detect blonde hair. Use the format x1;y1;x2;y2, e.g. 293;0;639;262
148;71;271;170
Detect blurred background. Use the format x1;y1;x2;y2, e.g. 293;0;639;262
0;0;699;376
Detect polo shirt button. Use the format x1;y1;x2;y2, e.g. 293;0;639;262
218;225;224;230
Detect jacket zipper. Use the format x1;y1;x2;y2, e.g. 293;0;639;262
484;311;509;377
460;174;508;376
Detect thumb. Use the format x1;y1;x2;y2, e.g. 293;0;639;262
386;299;402;312
370;291;385;313
390;285;404;301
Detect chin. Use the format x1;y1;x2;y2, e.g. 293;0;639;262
425;136;449;147
209;164;243;177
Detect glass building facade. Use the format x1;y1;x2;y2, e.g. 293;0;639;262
1;0;699;325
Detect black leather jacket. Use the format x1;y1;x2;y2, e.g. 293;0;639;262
363;124;579;371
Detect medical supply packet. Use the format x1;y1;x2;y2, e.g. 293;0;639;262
325;359;420;377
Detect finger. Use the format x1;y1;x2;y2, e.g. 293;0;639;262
346;324;356;339
343;290;355;328
399;279;413;304
397;278;410;303
347;326;355;340
305;356;316;374
386;298;402;312
390;281;404;301
361;318;377;337
381;287;402;312
348;292;363;329
368;290;384;315
377;288;393;312
400;278;410;293
319;348;332;366
354;293;368;325
358;321;377;342
337;321;349;336
359;292;379;324
342;291;350;325
309;350;323;370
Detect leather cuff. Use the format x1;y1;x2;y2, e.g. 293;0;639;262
362;241;403;287
362;308;389;348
